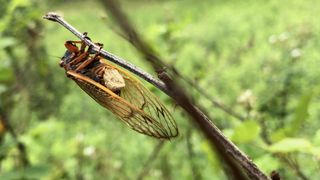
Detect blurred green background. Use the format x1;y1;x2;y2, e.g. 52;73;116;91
1;0;320;179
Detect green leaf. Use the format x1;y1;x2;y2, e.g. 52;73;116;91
268;138;312;153
270;128;287;142
24;165;51;178
286;92;313;136
200;141;221;172
313;129;320;146
311;147;320;157
255;154;280;174
0;37;16;49
0;68;14;84
231;120;261;143
271;92;313;142
0;165;50;179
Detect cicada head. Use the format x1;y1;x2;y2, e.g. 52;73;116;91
60;50;74;68
60;41;81;70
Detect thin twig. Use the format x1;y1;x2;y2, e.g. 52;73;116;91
172;68;246;121
43;10;269;180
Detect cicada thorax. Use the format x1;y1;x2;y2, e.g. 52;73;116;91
102;65;126;93
72;55;126;95
82;61;126;95
61;46;125;95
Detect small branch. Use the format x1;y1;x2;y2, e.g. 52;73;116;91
43;9;269;180
172;68;246;121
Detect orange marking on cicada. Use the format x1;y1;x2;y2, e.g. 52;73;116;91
64;41;80;53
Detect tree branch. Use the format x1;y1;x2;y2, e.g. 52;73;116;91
43;10;269;180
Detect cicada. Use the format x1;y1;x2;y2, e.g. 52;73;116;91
60;37;178;139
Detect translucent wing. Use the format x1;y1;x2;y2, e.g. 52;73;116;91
67;69;178;139
101;60;179;137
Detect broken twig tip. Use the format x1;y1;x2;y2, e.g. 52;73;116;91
43;12;61;21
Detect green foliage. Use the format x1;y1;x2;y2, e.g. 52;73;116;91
271;92;313;141
288;92;313;136
0;37;16;49
231;120;261;143
255;154;280;175
268;138;312;154
0;0;320;179
313;130;320;146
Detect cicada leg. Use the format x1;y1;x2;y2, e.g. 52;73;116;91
65;32;90;53
64;40;88;70
69;52;89;67
65;40;86;52
75;55;98;72
75;45;103;71
93;64;106;76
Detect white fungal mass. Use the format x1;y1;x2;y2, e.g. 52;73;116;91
103;67;126;92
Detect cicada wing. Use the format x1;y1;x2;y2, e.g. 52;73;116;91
67;71;175;139
101;60;179;138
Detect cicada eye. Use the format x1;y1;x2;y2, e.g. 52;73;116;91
61;50;74;63
59;60;64;67
65;41;79;53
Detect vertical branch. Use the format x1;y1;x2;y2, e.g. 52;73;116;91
186;129;202;180
75;142;84;180
160;154;173;180
136;141;165;180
